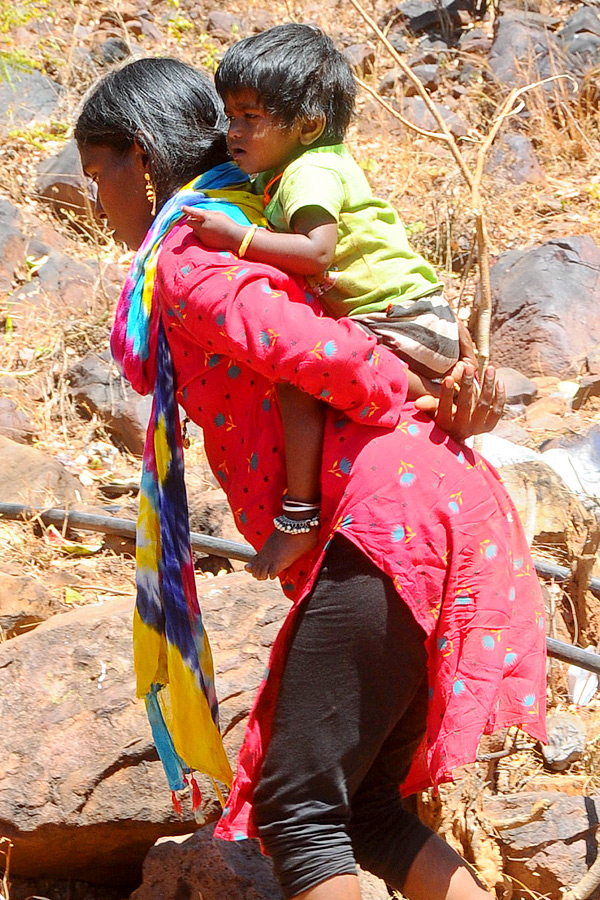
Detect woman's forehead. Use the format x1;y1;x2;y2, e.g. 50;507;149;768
78;143;121;174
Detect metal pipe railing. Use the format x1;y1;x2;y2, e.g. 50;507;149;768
1;502;599;674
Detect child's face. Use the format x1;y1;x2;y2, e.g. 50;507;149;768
223;89;305;175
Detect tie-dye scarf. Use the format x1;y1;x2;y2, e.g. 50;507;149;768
110;161;266;813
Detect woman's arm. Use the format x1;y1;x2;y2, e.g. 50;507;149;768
161;243;408;430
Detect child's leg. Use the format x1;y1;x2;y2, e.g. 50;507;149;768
354;291;460;380
246;383;325;580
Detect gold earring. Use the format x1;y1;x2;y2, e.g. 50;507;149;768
144;173;157;216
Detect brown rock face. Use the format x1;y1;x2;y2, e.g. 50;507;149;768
131;826;391;900
0;434;85;506
130;826;282;900
0;573;290;885
0;572;63;637
483;791;600;896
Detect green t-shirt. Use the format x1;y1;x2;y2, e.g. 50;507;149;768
253;144;442;318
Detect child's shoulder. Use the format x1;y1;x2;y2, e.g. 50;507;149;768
288;143;358;175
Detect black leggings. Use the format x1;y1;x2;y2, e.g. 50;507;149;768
253;535;434;898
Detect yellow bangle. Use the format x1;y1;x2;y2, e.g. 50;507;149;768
238;223;258;258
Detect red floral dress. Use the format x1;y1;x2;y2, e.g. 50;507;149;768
156;224;547;841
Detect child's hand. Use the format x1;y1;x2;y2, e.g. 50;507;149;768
181;206;244;253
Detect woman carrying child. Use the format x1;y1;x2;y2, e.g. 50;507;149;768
184;24;465;579
75;55;546;900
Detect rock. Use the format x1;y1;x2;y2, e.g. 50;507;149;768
343;43;375;75
0;208;29;293
385;0;478;36
405;63;440;94
9;249;122;322
130;825;282;900
32;251;106;313
496;459;593;549
540;425;600;506
395;96;468;137
485;131;546;186
93;36;131;65
206;10;243;37
489;236;600;378
0;572;290;883
458;26;491;53
490;419;532;445
132;825;391;900
0;66;63;137
35;140;91;224
488;10;566;91
0;396;35;443
524;394;571;431
0;596;189;886
496;367;538;406
482;791;600;896
186;483;246;571
388;31;409;54
561;7;600;76
572;373;600;409
67;352;152;456
0;434;85;506
0;572;62;638
541;711;587;771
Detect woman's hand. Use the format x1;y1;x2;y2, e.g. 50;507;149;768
181;206;244;253
415;362;505;442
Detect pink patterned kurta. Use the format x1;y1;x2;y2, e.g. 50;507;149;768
156;224;547;841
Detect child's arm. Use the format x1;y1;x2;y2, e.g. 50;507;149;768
181;205;337;276
246;383;325;581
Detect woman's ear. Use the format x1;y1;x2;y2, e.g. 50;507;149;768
299;114;326;147
132;136;151;173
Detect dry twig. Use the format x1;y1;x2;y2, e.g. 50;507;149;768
346;0;576;372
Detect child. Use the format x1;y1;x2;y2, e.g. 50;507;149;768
183;24;460;579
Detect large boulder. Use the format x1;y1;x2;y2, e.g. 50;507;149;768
0;572;290;884
489;236;600;377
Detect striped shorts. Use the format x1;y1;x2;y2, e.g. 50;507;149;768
354;291;459;378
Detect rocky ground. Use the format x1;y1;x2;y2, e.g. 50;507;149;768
0;0;600;897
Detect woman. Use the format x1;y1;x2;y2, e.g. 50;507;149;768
75;58;546;900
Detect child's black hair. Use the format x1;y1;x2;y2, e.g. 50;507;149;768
215;24;356;146
75;57;229;206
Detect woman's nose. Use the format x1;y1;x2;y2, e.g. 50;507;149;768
86;182;105;222
93;192;106;222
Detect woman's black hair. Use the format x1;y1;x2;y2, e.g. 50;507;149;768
215;24;356;145
74;57;229;205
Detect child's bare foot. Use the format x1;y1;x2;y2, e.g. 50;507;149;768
246;528;319;580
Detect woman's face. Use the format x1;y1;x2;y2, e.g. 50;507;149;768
79;142;155;250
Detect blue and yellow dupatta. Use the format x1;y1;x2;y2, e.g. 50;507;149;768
110;162;265;810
